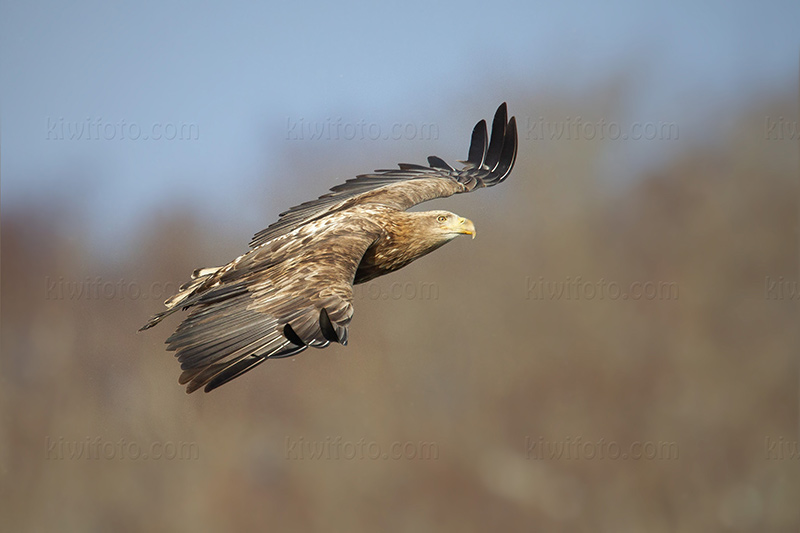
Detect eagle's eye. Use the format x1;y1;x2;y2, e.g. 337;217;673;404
436;215;447;223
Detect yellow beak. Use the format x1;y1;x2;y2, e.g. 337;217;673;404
458;217;476;239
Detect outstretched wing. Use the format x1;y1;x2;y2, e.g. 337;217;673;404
159;210;384;393
250;103;517;248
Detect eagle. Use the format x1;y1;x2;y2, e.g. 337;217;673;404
141;103;517;393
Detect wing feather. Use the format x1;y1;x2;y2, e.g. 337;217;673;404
484;102;508;170
159;211;383;392
467;119;488;167
249;103;517;248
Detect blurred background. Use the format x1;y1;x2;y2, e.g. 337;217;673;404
2;0;799;531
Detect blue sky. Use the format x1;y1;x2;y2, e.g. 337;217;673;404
2;0;797;253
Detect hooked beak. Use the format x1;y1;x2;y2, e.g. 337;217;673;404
457;217;476;239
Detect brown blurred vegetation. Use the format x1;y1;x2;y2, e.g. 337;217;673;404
2;92;798;532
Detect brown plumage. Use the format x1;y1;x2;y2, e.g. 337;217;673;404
140;103;518;393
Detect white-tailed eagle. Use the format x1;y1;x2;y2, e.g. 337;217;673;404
141;103;517;392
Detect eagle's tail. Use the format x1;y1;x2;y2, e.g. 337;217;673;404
138;265;223;331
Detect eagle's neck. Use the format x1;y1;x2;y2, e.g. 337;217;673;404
354;211;454;284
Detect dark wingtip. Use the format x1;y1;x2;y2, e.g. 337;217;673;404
427;155;454;171
283;323;306;346
484;103;509;170
461;103;517;188
319;308;340;343
467;119;488;167
493;116;517;181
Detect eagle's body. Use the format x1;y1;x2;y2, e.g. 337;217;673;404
142;104;517;393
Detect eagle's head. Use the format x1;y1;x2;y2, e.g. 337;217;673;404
381;209;477;271
425;210;476;241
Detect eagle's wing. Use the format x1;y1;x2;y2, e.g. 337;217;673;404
158;210;383;393
250;103;517;248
